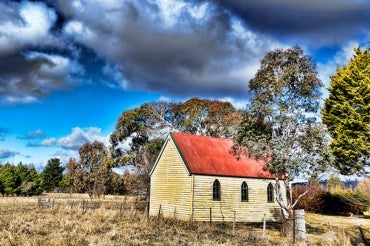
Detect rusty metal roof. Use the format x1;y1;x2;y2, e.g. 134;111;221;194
170;132;275;179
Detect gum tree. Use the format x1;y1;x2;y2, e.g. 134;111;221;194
234;46;332;229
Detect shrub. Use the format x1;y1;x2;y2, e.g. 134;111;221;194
292;184;370;215
292;184;326;212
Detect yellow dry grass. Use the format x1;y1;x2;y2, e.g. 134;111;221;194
0;194;369;245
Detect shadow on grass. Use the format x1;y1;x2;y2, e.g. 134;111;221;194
305;223;325;235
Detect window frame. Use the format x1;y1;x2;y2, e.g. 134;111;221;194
241;181;249;202
267;183;274;203
213;179;221;201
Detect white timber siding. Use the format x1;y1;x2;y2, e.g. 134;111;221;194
192;175;285;222
149;138;192;220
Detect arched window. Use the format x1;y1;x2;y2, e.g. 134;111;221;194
213;179;221;201
267;183;274;203
241;181;248;201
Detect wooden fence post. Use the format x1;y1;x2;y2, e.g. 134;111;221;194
120;203;124;216
157;204;162;223
262;213;266;237
209;207;212;225
232;211;236;235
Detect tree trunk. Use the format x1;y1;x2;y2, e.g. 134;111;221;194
281;209;294;237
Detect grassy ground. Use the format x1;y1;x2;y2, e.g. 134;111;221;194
0;194;369;245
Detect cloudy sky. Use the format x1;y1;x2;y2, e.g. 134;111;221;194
0;0;369;169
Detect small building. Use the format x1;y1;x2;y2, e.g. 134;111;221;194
149;132;285;222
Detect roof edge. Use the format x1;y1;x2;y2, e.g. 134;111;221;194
169;132;193;175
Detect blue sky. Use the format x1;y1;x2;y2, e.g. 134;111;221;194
0;0;369;169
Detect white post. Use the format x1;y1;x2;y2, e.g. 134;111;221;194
295;209;306;243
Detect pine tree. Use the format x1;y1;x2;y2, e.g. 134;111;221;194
41;158;64;192
322;46;370;174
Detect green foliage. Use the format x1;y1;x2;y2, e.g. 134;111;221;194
41;158;64;192
322;46;370;174
0;179;4;195
107;173;126;195
0;162;41;196
0;163;20;195
235;46;332;220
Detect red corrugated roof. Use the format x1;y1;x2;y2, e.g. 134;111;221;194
171;132;275;179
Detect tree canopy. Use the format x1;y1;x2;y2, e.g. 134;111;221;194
234;46;331;222
110;98;242;166
109;98;242;196
63;141;113;198
41;158;64;192
322;46;370;175
0;162;41;196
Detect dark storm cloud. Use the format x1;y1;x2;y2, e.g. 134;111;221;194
212;0;370;45
0;1;83;104
1;0;368;104
0;51;83;103
60;0;279;99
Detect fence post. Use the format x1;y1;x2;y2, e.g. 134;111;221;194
293;210;296;244
142;205;148;221
157;204;162;222
262;213;266;237
232;211;236;235
120;203;123;216
173;207;176;219
294;209;306;243
209;207;212;225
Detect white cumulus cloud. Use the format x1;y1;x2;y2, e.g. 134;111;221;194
28;127;110;150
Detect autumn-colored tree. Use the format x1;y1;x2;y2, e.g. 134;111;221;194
110;98;242;195
78;141;112;198
61;158;84;193
322;46;370;174
172;98;241;137
356;178;370;200
234;46;332;232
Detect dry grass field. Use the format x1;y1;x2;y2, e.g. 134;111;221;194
0;194;369;245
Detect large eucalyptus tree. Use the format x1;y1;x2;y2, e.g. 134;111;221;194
234;46;332;226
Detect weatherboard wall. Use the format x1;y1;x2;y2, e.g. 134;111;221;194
149;137;192;220
192;175;284;222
